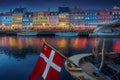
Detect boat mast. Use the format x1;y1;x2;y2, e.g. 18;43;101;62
99;40;105;71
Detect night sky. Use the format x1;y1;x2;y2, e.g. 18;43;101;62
0;0;120;12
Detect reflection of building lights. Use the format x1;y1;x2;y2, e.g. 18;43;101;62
89;38;96;47
57;39;67;48
2;37;8;46
71;38;87;49
29;38;34;46
9;37;17;47
113;41;120;52
34;38;41;46
17;38;22;49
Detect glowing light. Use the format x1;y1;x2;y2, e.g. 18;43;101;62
59;22;66;26
113;41;120;52
42;23;46;26
57;38;67;49
71;38;87;49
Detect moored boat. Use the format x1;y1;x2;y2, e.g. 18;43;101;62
55;32;79;36
65;54;107;80
17;30;38;36
89;20;120;37
89;32;120;37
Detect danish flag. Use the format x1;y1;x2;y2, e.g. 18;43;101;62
29;43;64;80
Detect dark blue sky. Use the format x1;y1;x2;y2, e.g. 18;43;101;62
0;0;120;12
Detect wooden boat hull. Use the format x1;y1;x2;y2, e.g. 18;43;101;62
64;54;106;80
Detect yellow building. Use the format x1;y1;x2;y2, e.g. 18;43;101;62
12;7;27;28
12;13;22;27
58;13;70;29
32;11;49;28
44;11;50;26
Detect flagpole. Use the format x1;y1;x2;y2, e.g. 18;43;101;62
41;40;80;68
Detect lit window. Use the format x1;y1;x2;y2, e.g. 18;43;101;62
75;17;77;19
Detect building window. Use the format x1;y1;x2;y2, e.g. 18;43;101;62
75;17;77;19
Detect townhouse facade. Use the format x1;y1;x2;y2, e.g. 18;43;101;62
0;6;120;29
110;6;120;20
0;12;12;26
12;7;27;28
50;12;59;27
84;10;98;25
22;12;33;27
70;8;84;27
58;7;70;29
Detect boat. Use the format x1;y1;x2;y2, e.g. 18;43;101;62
65;53;108;80
17;30;38;36
89;26;120;37
89;20;120;37
65;40;120;80
55;31;79;36
89;32;120;37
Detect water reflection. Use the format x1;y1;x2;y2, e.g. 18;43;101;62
113;41;120;52
0;36;42;49
0;36;120;80
0;36;120;59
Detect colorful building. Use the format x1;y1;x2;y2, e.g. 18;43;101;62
84;10;98;25
58;7;70;29
110;6;120;20
50;12;59;27
12;7;27;28
70;7;84;27
0;12;12;26
98;9;112;24
44;11;50;26
32;11;39;26
22;12;33;27
32;11;48;28
0;6;120;30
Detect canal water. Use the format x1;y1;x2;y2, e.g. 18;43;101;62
0;36;120;80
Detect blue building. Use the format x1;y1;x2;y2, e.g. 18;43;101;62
70;8;84;27
84;10;98;25
0;12;12;26
110;6;120;20
22;12;33;26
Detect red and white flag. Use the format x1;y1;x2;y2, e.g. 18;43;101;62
29;43;64;80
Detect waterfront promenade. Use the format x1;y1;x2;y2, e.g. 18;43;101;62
0;30;92;36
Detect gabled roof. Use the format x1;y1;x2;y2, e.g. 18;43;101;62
0;12;12;16
13;7;27;14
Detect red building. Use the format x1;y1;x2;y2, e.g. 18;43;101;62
98;9;112;23
70;7;84;27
